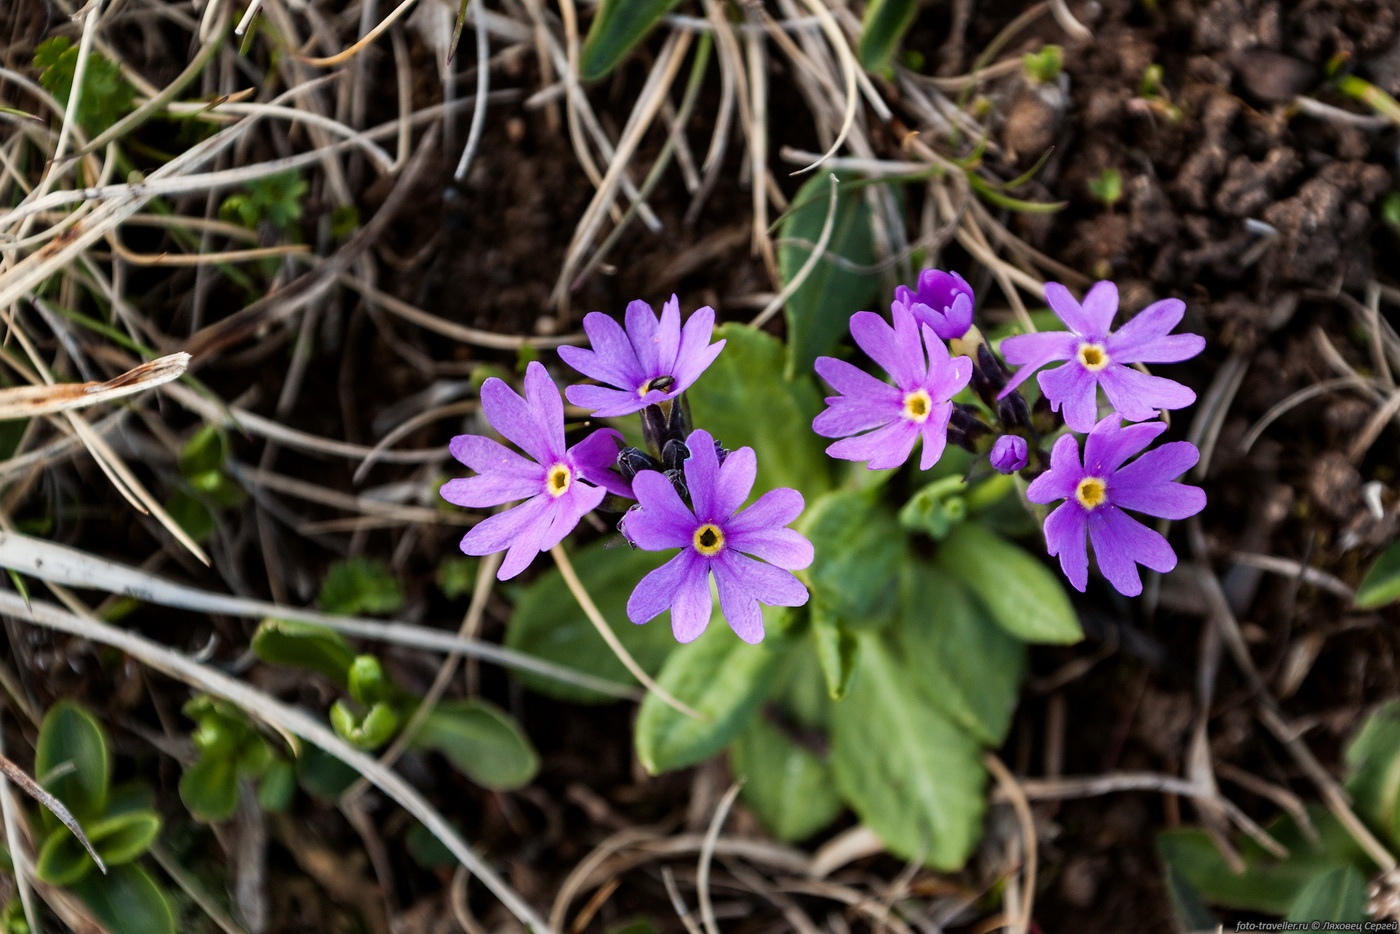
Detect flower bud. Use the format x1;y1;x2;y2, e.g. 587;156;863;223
990;435;1029;474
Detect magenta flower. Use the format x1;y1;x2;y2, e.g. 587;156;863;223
893;268;975;340
990;435;1029;474
998;281;1205;432
1026;416;1206;596
558;296;725;418
441;362;632;581
621;430;812;644
812;304;973;471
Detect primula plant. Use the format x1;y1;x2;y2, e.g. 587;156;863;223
442;255;1206;869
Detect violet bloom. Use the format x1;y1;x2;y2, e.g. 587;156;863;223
441;362;631;581
813;304;973;470
892;268;975;340
998;281;1205;432
990;435;1029;474
558;296;725;418
622;430;812;644
1026;415;1206;596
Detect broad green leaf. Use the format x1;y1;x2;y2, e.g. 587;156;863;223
778;171;883;377
1343;698;1400;847
410;700;539;791
318;556;403;616
689;324;832;498
295;745;358;799
858;0;919;73
37;807;161;884
894;565;1026;746
178;424;228;476
252;618;356;686
406;821;457;871
1157;807;1368;915
1356;540;1400;608
634;619;785;774
1285;865;1369;927
506;540;678;703
769;638;833;730
830;638;986;869
730;718;842;842
800;488;902;630
810;603;859;700
36;827;95;886
36;701;109;824
935;523;1082;644
579;0;682;81
256;758;296;813
1162;863;1218;933
71;864;175;934
179;754;239;822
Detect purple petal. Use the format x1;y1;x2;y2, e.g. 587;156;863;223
440;473;542;508
814;355;901;403
1078;281;1119;338
713;445;756;519
565;312;644;387
1097;365;1197;422
730;526;813;570
1104;298;1185;360
569;428;632;498
479;377;552;464
536;485;607;552
672;305;723;389
461;496;556;580
627;551;711;644
727;487;806;537
523;362;565;459
563;383;647;418
1113;439;1200;486
1043;501;1089;592
998;330;1077;397
1026;434;1083;504
654;295;682;374
1044;281;1098;336
813;399;897;438
917;404;953;470
682;428;723;522
718;551;809;608
449;434;539;477
851;310;922;388
1088;507;1177;597
623;471;696;549
1081;416;1166;474
712;557;765;644
826;419;920;470
1038;363;1101;432
1111;443;1205;519
624;300;663;375
1113;332;1206;365
925;339;973;402
933;291;975;340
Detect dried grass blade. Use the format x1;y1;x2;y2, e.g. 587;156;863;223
0;353;189;420
0;753;105;874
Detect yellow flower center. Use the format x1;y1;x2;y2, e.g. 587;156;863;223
546;464;572;498
902;388;933;423
692;523;725;556
1075;476;1107;510
1076;342;1110;371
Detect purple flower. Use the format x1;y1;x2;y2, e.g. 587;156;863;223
441;362;632;581
990;435;1029;473
998;281;1205;433
558;296;725;418
621;429;812;644
892;268;975;340
1026;415;1206;596
812;304;974;471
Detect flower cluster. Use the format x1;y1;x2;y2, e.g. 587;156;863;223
813;271;1206;597
442;297;811;644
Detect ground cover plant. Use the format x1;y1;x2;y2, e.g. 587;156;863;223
0;0;1399;932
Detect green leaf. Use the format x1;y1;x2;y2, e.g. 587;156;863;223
410;700;539;791
330;700;399;751
810;603;859;700
778;171;883;377
347;655;393;706
178;753;239;822
857;0;919;74
1162;863;1218;933
1285;865;1370;927
318;556;404;616
70;864;175;934
505;539;679;703
935;523;1082;644
730;718;842;842
436;557;479;599
35;827;96;887
36;701;109;824
800;488;903;630
830;638;986;869
251;618;356;686
405;821;457;871
893;564;1026;746
634;619;785;774
898;475;969;540
578;0;682;81
37;808;161;885
1356;540;1400;608
688;324;833;498
33;37;137;135
164;489;215;543
768;639;832;730
1156;807;1368;915
295;745;358;799
256;758;296;813
178;424;228;476
1343;698;1400;847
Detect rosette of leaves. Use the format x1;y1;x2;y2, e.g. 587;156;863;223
178;696;295;822
34;701;173;934
165;425;246;544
